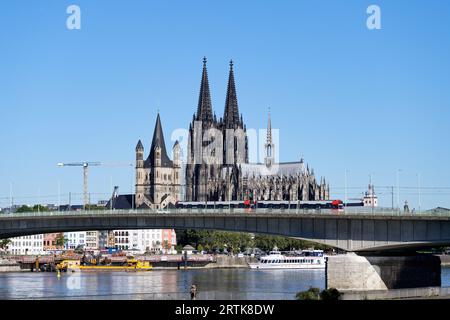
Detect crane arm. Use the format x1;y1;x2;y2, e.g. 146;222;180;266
57;162;131;167
56;161;131;210
57;162;102;167
100;162;133;167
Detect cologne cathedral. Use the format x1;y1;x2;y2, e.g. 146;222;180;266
135;58;329;209
184;58;330;203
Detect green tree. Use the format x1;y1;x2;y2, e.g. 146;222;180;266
163;240;171;251
296;288;342;301
55;234;68;247
296;287;320;300
85;204;107;211
15;205;50;213
319;288;342;301
0;239;12;250
15;205;32;213
175;244;183;253
175;229;330;254
254;234;332;252
32;205;49;212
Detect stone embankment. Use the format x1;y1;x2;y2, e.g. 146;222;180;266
0;254;256;271
341;287;450;300
204;255;257;269
438;255;450;266
338;255;450;300
0;258;24;272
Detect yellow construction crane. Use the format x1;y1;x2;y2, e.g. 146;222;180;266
57;162;133;209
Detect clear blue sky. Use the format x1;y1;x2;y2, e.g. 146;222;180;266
1;0;450;209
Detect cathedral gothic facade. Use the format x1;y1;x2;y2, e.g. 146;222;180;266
185;59;329;202
135;58;329;209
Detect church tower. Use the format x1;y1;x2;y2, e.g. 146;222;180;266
196;57;215;129
186;57;218;202
264;109;275;167
135;139;145;205
222;59;248;166
135;113;181;209
186;58;249;202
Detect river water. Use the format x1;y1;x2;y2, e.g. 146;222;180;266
0;267;449;300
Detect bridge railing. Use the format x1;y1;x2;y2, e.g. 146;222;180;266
1;207;450;218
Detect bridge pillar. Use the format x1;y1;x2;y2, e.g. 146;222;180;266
326;253;441;291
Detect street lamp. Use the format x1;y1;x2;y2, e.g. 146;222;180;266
38;188;40;213
344;169;349;212
417;173;421;213
397;169;402;213
58;181;61;212
9;182;13;213
369;173;374;214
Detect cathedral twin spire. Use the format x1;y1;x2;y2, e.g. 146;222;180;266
195;57;243;129
224;60;241;129
196;57;214;125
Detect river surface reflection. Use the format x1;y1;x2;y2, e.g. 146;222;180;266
0;269;324;300
0;267;449;300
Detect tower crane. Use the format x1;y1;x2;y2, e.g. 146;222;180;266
57;162;133;209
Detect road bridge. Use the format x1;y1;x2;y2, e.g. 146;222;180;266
2;207;450;291
1;208;450;252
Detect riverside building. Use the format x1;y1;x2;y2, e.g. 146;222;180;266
7;234;45;255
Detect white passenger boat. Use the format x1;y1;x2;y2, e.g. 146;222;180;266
248;248;326;270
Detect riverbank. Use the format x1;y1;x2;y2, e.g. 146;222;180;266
0;258;24;272
340;286;450;300
1;254;448;272
438;255;450;266
161;255;257;269
0;255;257;272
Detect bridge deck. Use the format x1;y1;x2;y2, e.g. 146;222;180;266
1;208;450;220
2;208;450;252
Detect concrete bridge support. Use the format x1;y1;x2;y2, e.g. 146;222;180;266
326;253;441;291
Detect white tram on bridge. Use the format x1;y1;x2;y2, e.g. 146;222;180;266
172;199;361;210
